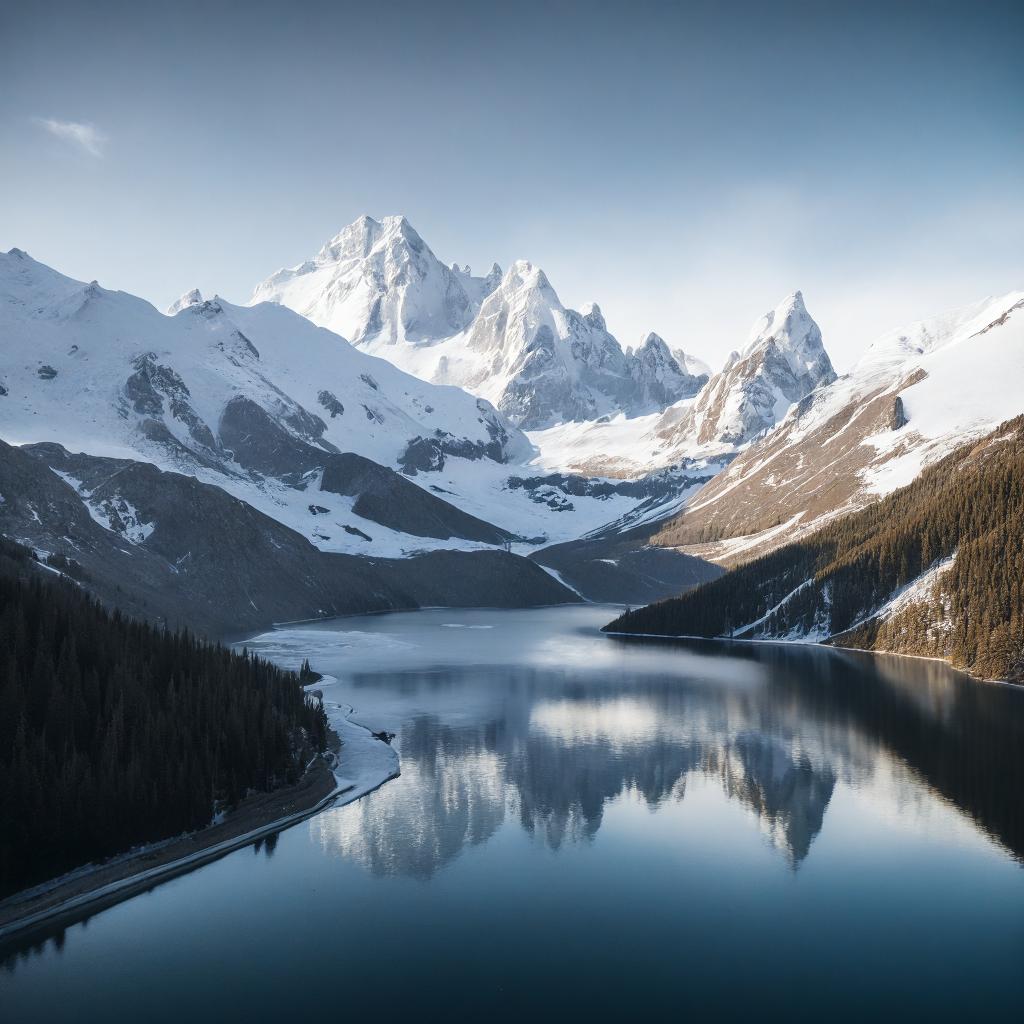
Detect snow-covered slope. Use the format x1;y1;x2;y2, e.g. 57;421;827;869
0;248;709;565
653;289;1024;564
0;248;527;469
251;217;707;429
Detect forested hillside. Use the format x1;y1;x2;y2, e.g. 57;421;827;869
606;417;1024;682
0;539;328;896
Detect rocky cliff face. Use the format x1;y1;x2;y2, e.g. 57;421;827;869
628;332;709;412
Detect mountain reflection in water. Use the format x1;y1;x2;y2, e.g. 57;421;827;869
306;626;1022;879
5;607;1023;1024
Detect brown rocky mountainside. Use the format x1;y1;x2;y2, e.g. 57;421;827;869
652;292;1024;569
653;368;926;566
608;416;1024;682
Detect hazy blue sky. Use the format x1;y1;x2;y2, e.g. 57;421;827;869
2;0;1021;369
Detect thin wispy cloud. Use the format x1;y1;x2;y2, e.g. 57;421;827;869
35;118;107;157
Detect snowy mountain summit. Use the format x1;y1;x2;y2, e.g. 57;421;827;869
659;291;835;448
250;216;708;429
251;214;496;345
166;288;203;315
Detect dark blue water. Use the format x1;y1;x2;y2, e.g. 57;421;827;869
3;606;1023;1022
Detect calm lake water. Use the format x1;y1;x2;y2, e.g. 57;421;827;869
3;605;1024;1021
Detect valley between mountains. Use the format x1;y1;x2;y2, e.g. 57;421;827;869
2;215;1022;677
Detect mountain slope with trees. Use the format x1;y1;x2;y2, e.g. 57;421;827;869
606;416;1024;682
0;538;329;896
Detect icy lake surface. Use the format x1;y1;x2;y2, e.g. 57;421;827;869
3;605;1024;1021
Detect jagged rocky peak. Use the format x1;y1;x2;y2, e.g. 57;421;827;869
167;288;203;315
743;290;834;389
580;302;606;331
465;260;561;361
316;214;420;263
503;259;555;295
484;262;503;290
250;222;722;427
628;332;708;408
634;331;672;358
630;333;677;378
250;214;500;346
661;290;836;448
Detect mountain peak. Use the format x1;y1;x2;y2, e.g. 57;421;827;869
252;215;485;344
483;263;503;292
378;214;423;247
247;222;709;427
669;293;835;448
580;302;606;331
317;215;382;262
312;215;431;269
503;260;554;295
167;288;203;315
745;291;832;381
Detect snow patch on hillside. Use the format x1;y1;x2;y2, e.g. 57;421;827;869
861;554;957;626
52;469;155;545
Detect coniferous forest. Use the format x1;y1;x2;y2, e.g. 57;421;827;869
0;539;328;897
607;416;1024;682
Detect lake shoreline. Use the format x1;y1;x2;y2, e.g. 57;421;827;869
7;604;1023;1019
0;759;343;947
0;692;403;948
602;628;1016;687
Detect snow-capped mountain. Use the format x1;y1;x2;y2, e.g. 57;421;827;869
0;248;527;476
652;289;1024;565
672;349;712;379
528;291;833;477
6;239;1016;627
0;248;711;582
656;291;835;449
250;214;495;344
446;260;706;428
251;216;708;428
628;333;708;412
166;287;203;315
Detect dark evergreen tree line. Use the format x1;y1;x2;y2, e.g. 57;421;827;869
607;416;1024;681
0;538;328;896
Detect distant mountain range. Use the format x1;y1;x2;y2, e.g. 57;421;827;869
2;217;1022;667
0;246;723;627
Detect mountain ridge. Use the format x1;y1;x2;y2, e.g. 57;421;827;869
250;216;710;428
